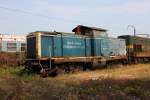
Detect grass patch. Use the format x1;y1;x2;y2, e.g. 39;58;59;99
0;66;38;81
0;52;25;67
0;64;149;100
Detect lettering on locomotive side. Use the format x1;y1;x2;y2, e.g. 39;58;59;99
64;41;85;49
67;41;82;45
102;47;108;50
64;45;85;49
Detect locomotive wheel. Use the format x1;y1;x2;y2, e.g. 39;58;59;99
40;67;58;77
73;65;83;73
56;66;65;76
40;69;48;77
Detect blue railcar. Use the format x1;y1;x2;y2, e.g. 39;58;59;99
26;25;127;76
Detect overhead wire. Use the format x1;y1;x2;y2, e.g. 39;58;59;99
0;5;89;24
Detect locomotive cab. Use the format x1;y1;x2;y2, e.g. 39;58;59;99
72;25;108;37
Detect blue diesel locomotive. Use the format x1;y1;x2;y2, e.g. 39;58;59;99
26;25;128;75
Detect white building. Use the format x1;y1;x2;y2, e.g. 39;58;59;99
0;34;26;52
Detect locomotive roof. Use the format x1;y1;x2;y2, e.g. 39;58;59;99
118;35;150;39
72;25;107;32
27;31;74;36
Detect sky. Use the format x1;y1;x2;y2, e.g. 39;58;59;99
0;0;150;37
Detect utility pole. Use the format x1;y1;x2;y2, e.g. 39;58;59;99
127;25;136;36
49;46;51;69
